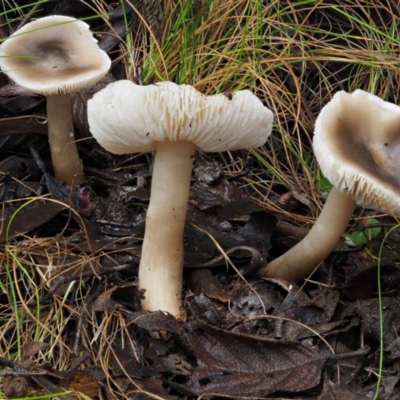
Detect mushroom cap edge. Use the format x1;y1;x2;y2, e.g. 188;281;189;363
87;80;274;154
313;89;400;216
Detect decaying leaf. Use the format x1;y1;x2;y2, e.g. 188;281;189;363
92;284;144;313
0;200;66;242
185;208;277;268
132;313;333;397
184;322;330;397
187;268;230;302
342;297;400;360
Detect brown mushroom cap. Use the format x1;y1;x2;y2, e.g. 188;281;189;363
88;80;273;154
313;89;400;215
0;15;111;95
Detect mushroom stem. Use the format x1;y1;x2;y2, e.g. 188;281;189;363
258;187;356;281
47;94;84;184
139;140;195;319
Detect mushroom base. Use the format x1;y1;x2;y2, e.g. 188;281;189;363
139;141;195;319
258;187;356;281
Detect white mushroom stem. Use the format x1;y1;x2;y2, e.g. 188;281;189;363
258;187;356;282
47;94;84;184
139;140;195;319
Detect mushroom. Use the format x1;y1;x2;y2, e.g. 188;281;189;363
258;89;400;282
0;15;111;184
87;80;274;318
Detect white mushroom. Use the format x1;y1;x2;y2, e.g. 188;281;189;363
259;89;400;281
0;15;111;184
88;80;274;318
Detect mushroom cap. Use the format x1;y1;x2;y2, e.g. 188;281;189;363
0;15;111;95
313;89;400;215
87;80;273;154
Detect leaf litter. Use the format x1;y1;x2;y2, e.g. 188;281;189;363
0;132;392;398
2;1;400;399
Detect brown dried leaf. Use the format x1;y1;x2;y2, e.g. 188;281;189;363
0;201;66;242
92;284;143;313
0;357;76;400
342;297;400;360
184;323;329;397
63;369;101;398
2;371;29;398
22;342;49;359
187;268;230;302
129;313;366;397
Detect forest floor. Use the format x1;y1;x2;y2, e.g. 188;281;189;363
1;1;400;399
